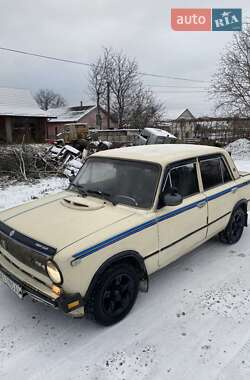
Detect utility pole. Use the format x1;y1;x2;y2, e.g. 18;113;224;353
107;81;111;129
96;91;101;128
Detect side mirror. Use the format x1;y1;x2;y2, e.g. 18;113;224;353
160;187;183;207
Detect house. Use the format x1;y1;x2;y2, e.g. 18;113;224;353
47;103;117;140
176;109;195;120
168;108;196;140
0;87;48;144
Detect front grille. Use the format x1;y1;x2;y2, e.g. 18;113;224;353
0;221;56;255
0;222;56;275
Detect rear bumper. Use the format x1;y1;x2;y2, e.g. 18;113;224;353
0;264;84;316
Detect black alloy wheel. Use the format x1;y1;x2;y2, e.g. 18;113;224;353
87;263;139;326
219;207;245;244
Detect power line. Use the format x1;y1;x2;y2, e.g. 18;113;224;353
156;90;208;93
146;84;208;89
0;46;92;67
0;45;210;84
139;71;209;83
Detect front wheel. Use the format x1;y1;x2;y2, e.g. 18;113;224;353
219;207;245;244
86;263;139;326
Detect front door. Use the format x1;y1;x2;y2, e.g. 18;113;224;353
156;159;208;267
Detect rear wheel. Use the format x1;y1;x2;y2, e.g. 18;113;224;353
219;207;245;244
86;263;139;326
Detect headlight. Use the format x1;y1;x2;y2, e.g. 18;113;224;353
46;260;63;285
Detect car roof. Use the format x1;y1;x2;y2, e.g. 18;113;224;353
92;144;225;166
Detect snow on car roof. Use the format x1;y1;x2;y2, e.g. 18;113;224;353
144;128;176;139
93;144;225;165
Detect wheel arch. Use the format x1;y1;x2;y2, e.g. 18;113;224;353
83;250;148;305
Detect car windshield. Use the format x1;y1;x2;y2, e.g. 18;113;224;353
72;157;161;209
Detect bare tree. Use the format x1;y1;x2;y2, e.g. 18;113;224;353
35;89;67;111
89;48;164;128
88;48;112;127
210;28;250;116
106;50;139;127
128;85;164;129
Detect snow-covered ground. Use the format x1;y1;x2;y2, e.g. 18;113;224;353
1;161;250;380
226;139;250;161
0;177;68;211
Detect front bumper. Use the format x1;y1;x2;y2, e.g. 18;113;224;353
0;264;84;316
0;264;57;307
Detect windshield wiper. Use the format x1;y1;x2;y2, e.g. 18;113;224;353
70;184;115;204
86;189;116;205
69;183;88;196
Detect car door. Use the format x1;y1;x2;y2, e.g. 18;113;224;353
198;154;237;238
156;159;208;268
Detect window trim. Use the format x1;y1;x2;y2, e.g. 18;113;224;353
161;158;201;200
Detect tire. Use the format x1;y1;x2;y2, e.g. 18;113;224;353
86;263;139;326
219;207;245;244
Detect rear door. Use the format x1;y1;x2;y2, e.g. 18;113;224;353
198;155;237;238
156;159;208;267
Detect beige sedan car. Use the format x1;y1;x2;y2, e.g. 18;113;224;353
0;145;249;325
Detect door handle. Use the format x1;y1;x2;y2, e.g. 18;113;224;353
197;201;206;208
231;187;238;193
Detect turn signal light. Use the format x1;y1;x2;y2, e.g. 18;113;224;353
52;285;62;296
68;300;80;310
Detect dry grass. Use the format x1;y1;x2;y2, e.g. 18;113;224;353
0;144;61;182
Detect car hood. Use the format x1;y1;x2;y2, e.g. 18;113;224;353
0;191;136;251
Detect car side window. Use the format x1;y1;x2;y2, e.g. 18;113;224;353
164;162;199;198
199;158;222;190
155;136;166;144
200;156;232;191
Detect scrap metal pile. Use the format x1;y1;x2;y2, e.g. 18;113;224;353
44;140;112;178
44;126;176;178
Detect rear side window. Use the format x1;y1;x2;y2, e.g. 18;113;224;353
156;136;166;144
200;157;232;190
164;162;199;198
200;159;222;190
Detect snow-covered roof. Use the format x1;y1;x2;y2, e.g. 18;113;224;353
48;105;97;123
0;87;47;117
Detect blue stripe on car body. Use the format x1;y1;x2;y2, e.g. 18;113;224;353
72;219;157;261
71;180;250;264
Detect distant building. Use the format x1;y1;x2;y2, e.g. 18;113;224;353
176;109;195;120
0;87;48;144
168;108;196;140
47;103;117;140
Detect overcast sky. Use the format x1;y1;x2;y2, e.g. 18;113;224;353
0;0;249;118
